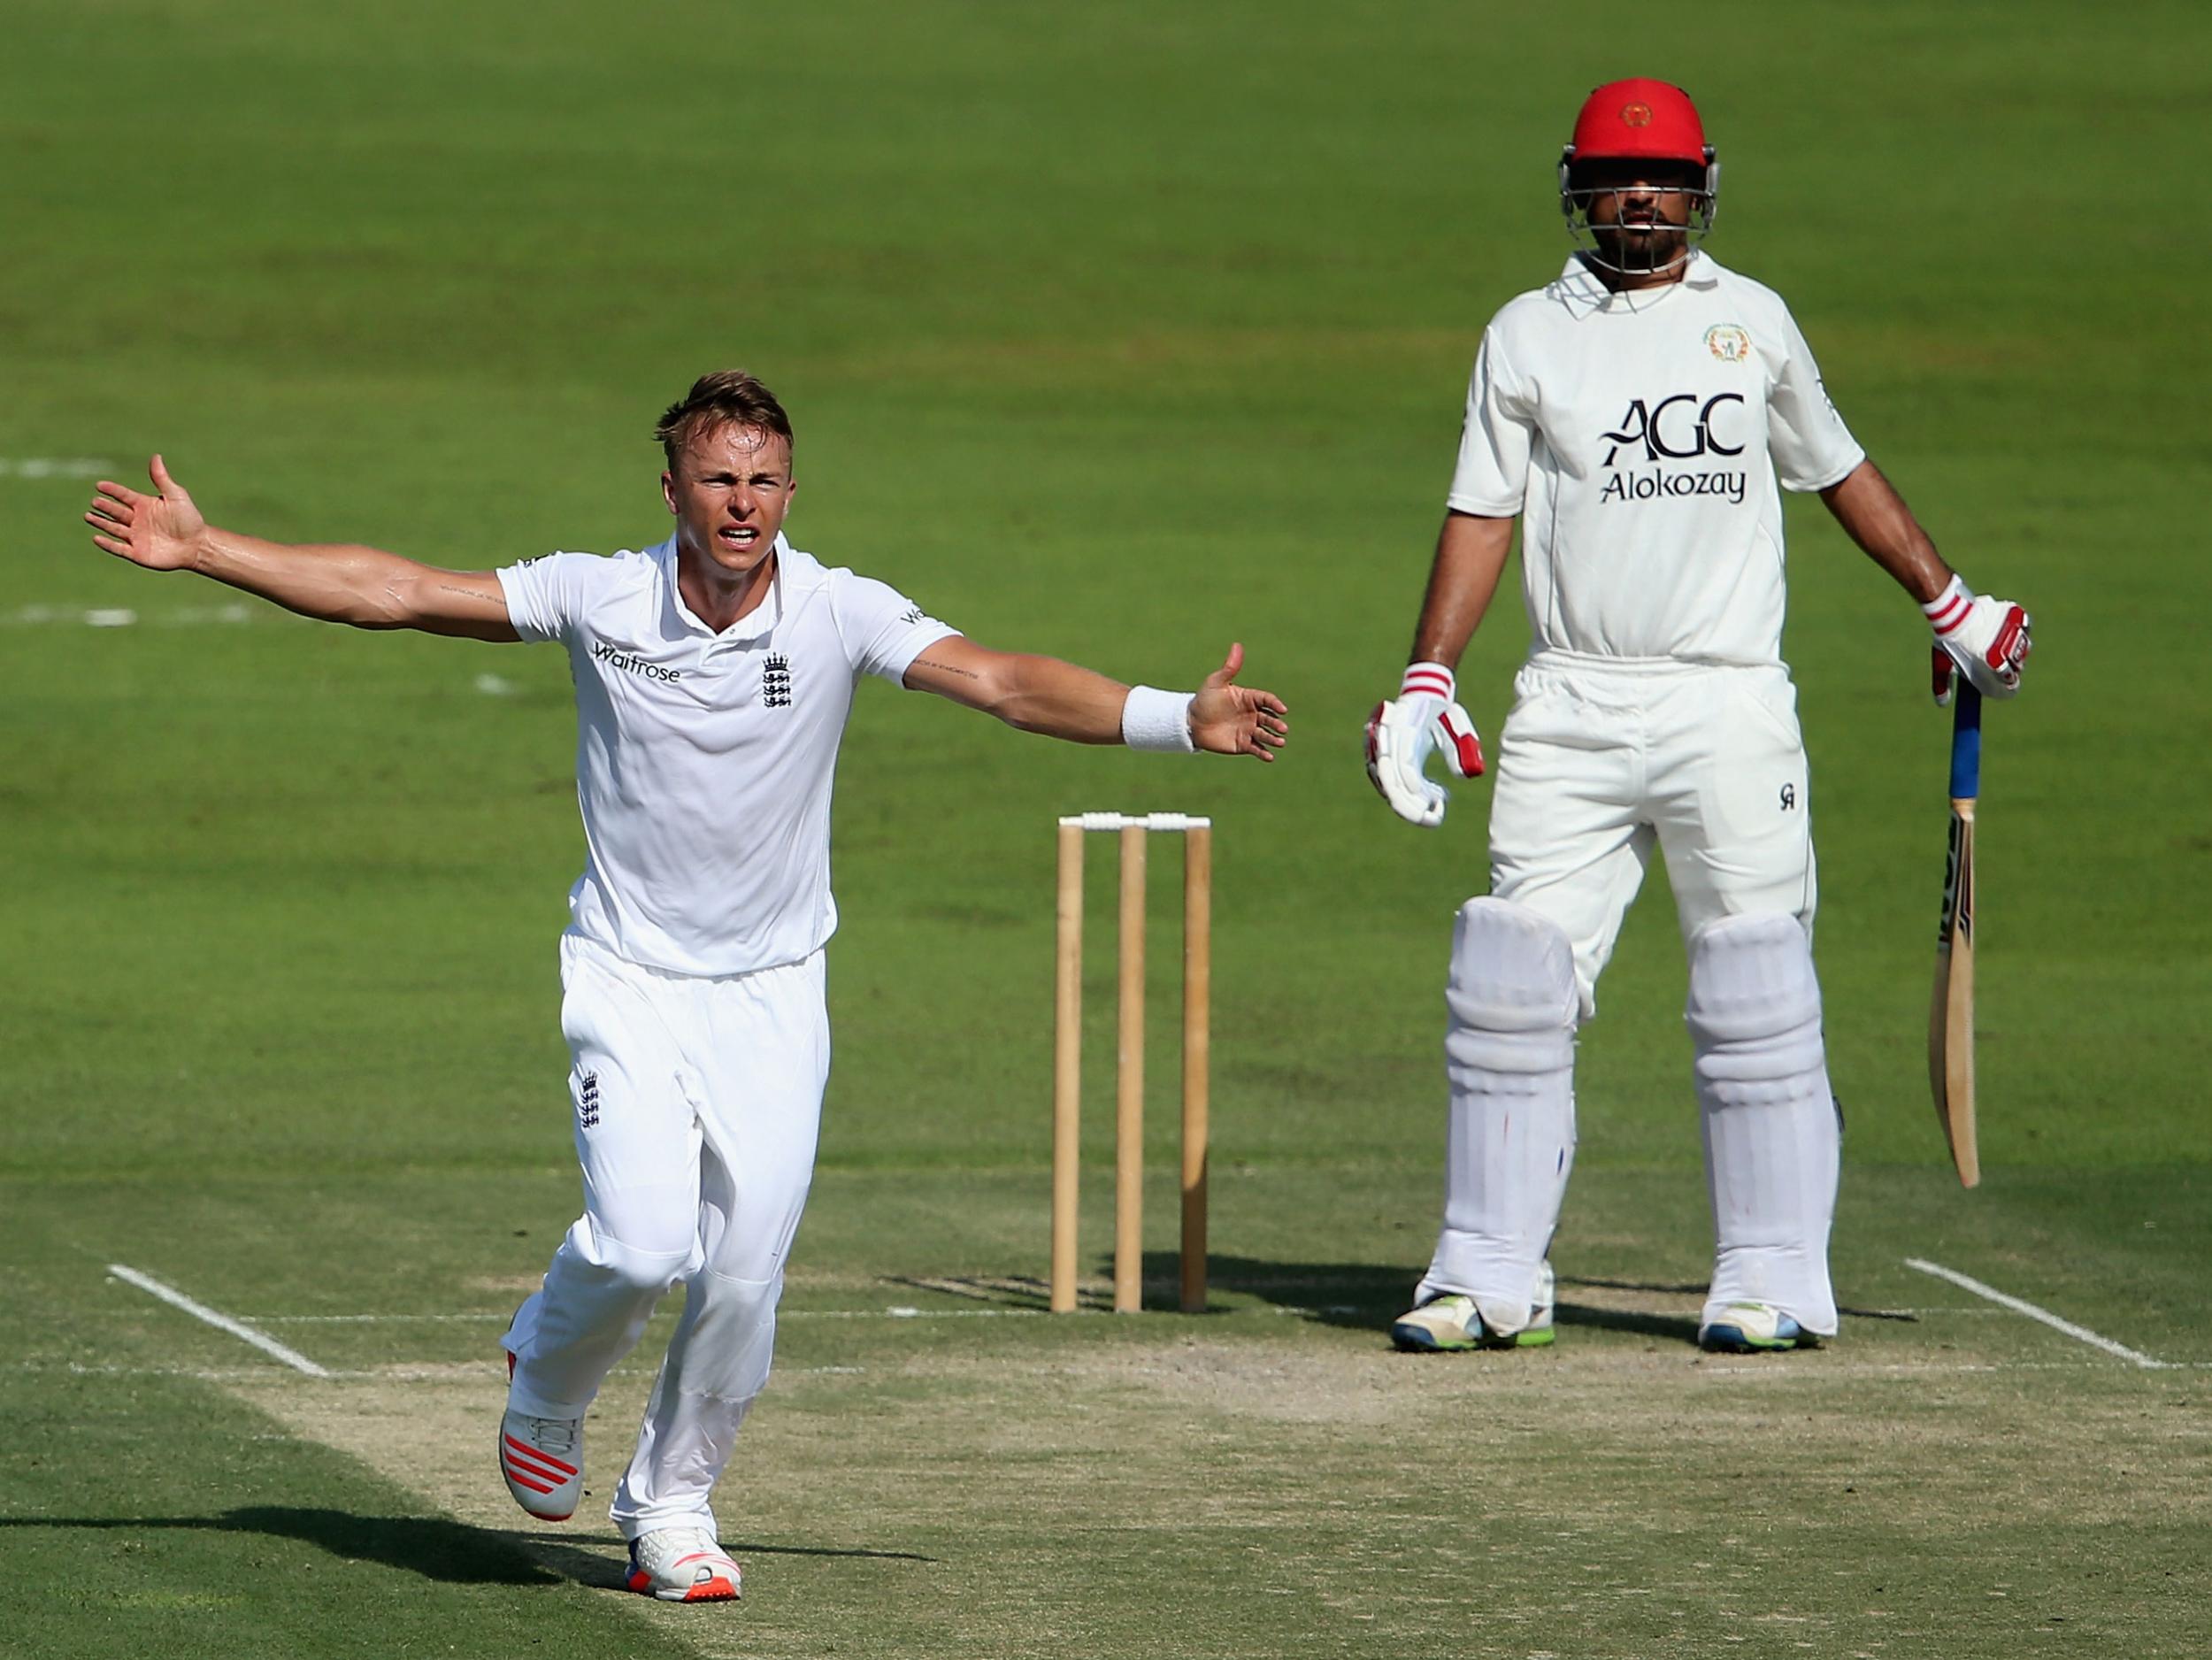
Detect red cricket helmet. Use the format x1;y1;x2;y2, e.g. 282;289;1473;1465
1568;78;1711;167
1558;79;1720;276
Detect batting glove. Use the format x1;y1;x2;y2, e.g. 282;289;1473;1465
1364;662;1486;827
1924;574;2031;703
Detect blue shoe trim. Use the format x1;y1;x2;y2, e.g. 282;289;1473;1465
1699;1314;1806;1354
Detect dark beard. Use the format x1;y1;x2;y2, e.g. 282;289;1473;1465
1590;220;1689;275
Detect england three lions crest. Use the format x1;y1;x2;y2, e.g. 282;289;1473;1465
762;653;793;709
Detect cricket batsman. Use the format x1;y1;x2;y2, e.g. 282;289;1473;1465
1364;81;2031;1355
86;371;1289;1601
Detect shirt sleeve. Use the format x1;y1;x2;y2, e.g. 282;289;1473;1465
1445;325;1535;517
1766;306;1866;493
495;552;600;644
831;571;960;684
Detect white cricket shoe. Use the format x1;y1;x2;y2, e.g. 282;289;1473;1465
1391;1262;1556;1351
499;1405;584;1521
626;1528;743;1602
1699;1301;1816;1354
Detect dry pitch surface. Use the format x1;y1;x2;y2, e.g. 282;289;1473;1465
203;1263;2209;1660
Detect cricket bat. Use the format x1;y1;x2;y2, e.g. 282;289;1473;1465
1929;684;1982;1187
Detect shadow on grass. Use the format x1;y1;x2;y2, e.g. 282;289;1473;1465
0;1510;934;1588
889;1257;1716;1343
1553;1301;1701;1344
1191;1257;1709;1345
884;1257;1419;1326
882;1259;1909;1345
0;1510;564;1585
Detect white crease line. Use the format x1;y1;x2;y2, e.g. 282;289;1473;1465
107;1264;331;1377
250;1312;510;1324
1695;1358;2207;1378
1905;1257;2170;1370
27;1355;2204;1387
790;1307;1044;1319
15;1360;864;1382
245;1306;1048;1324
287;1363;865;1380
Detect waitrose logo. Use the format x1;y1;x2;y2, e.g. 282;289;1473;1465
590;641;681;682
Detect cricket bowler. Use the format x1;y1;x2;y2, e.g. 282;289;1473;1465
1363;81;2031;1355
87;371;1289;1601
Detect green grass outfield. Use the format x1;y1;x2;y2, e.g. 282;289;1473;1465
4;4;2208;1656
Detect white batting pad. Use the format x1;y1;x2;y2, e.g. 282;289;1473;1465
1418;898;1580;1332
1685;911;1840;1335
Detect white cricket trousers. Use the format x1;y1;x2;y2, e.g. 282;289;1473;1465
502;933;829;1542
1487;651;1816;1004
1419;651;1840;1331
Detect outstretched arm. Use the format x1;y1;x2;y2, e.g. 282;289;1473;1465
86;456;518;642
902;635;1288;759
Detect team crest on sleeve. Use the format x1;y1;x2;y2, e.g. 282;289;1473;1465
1705;324;1752;363
762;653;793;709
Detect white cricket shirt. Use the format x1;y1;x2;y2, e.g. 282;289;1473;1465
1448;252;1865;666
497;535;956;977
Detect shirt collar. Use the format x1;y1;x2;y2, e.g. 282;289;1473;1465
1553;250;1724;317
656;532;794;642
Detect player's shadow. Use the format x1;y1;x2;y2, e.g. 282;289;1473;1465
902;1257;1713;1343
0;1510;932;1588
0;1511;564;1586
1177;1258;1720;1346
884;1258;1414;1324
886;1264;1908;1344
1199;1261;1705;1342
1185;1253;1407;1325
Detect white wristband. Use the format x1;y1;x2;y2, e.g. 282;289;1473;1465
1121;685;1197;753
1922;574;1972;638
1401;661;1455;700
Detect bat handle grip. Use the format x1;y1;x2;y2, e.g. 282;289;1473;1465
1948;685;1983;802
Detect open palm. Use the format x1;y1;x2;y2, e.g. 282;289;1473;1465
86;456;206;571
1189;642;1290;760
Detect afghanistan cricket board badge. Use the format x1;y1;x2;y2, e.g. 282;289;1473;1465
1705;324;1752;363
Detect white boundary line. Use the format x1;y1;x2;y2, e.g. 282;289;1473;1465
1905;1257;2170;1370
108;1264;332;1378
